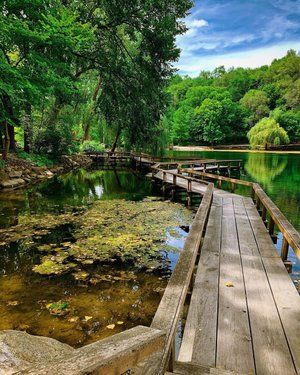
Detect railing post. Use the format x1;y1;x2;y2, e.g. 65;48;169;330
256;197;260;210
167;337;176;372
262;205;267;223
173;174;176;186
269;217;275;235
163;171;167;182
281;237;289;261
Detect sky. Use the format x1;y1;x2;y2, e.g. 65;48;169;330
176;0;300;76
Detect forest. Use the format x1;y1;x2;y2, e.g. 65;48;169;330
1;1;300;164
166;50;300;147
0;0;192;161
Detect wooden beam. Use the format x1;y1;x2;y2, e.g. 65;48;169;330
149;184;214;375
22;326;165;375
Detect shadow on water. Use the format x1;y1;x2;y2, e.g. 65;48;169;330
0;167;192;347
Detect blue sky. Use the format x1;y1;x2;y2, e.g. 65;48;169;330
176;0;300;75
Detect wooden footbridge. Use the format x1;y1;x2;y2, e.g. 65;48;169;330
24;153;299;375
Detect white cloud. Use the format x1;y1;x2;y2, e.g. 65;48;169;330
188;19;208;28
176;42;300;76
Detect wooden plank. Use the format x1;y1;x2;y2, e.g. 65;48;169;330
217;197;255;374
243;197;279;258
241;254;296;375
149;185;214;374
262;257;300;373
178;198;222;366
233;197;260;257
238;197;297;374
22;326;165;375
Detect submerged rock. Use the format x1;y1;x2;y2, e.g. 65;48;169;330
0;330;74;374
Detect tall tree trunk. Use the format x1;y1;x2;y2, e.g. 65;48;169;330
24;102;32;153
1;94;16;152
83;77;103;141
2;121;10;160
47;97;63;130
110;125;121;153
0;123;3;153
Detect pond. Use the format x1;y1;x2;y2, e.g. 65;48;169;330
0;167;193;347
168;150;300;289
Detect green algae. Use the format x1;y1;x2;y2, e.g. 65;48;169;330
0;198;192;278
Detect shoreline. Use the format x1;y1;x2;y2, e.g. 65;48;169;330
171;146;300;154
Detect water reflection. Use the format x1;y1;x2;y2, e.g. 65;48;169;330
0;167;191;347
245;153;288;187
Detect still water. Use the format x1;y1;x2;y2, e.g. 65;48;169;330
0;151;299;347
0;168;191;347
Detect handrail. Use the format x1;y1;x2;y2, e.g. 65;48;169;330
253;183;300;260
21;326;165;375
152;167;210;186
181;168;253;187
149;184;214;374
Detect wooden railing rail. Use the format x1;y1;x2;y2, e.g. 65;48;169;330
150;184;214;374
253;183;300;261
21;326;165;375
151;167;210;186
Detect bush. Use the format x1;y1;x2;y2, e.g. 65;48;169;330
271;108;300;142
79;140;105;153
16;151;55;167
247;117;289;149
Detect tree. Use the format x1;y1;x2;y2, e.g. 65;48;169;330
172;105;194;144
271;108;300;142
240;89;270;127
190;97;246;145
247;118;289;149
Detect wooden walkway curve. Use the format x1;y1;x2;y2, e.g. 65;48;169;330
21;153;300;375
148;160;300;375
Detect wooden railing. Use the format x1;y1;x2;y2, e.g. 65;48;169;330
149;183;214;374
181;168;300;262
22;326;165;375
253;183;300;260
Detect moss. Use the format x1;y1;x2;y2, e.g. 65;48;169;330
1;199;192;278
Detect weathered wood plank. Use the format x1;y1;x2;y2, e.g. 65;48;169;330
178;198;222;366
262;257;300;373
22;326;165;375
236;197;297;374
233;197;260;257
241;254;296;375
243;197;279;258
217;197;255;374
149;184;214;374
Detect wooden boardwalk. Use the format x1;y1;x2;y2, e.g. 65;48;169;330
178;195;300;375
21;154;300;375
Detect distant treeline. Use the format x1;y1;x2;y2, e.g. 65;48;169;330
164;50;300;147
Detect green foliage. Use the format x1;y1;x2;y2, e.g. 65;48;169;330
0;0;192;157
240;90;270;126
79;140;105;153
0;160;6;169
247;118;289;149
16;151;55;167
165;51;300;146
191;97;246;145
271;108;300;142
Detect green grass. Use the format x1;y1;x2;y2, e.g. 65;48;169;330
16;151;56;167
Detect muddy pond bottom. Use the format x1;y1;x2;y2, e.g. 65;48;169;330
0;168;193;347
